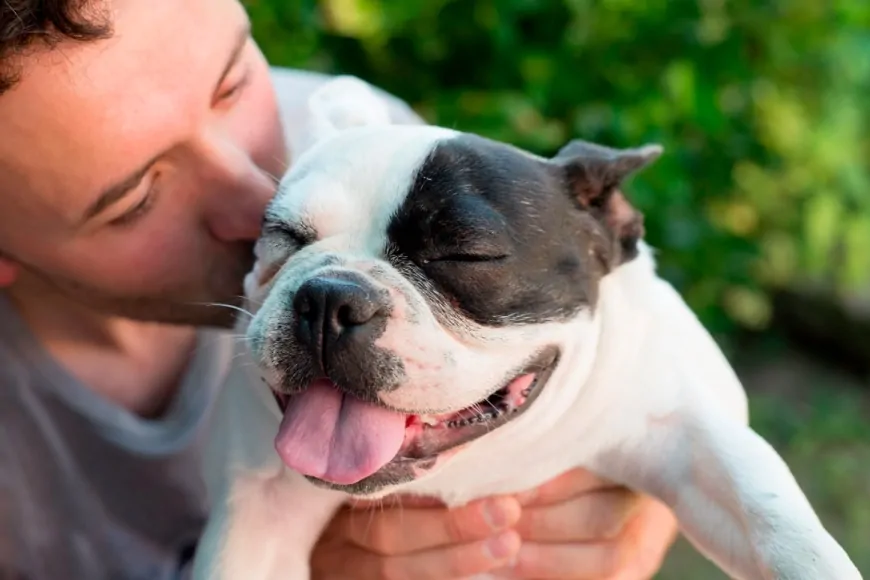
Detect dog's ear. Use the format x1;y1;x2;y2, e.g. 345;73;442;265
301;75;393;150
552;139;662;263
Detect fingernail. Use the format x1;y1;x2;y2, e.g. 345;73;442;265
485;531;519;560
482;499;515;530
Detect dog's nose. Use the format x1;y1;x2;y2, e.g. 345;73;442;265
293;276;390;371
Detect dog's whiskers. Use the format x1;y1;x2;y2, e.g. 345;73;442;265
239;293;265;309
189;301;256;320
263;170;281;185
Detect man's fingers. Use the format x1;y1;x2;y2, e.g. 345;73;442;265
503;540;630;580
499;496;679;580
610;497;679;580
329;496;522;555
312;531;522;580
515;487;642;542
515;467;618;507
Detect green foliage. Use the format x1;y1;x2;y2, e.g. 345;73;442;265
247;0;870;340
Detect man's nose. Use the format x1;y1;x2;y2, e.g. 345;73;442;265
197;131;279;243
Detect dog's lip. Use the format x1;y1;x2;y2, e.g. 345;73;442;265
392;347;560;462
269;347;560;470
405;349;557;424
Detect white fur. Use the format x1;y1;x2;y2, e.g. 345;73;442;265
192;78;862;580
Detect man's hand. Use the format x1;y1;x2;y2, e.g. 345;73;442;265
502;469;678;579
310;467;678;579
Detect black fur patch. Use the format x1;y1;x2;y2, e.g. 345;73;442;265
387;133;613;327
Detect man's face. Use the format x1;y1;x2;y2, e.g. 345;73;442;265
0;0;285;326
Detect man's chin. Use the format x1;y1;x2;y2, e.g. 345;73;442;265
13;242;256;328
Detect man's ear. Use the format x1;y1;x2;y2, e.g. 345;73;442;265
552;139;663;263
0;255;19;287
300;75;393;151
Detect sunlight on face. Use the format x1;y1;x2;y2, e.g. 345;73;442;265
0;0;286;325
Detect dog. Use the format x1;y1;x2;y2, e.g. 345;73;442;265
191;76;862;580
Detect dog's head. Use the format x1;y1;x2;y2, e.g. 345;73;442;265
244;77;662;495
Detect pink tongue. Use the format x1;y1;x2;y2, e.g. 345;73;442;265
274;379;407;485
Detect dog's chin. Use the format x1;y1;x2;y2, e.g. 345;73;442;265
271;346;560;497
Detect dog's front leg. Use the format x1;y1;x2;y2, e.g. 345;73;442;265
191;346;346;580
589;400;861;580
197;466;344;580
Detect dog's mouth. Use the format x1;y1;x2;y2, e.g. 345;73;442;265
269;347;558;492
396;348;558;461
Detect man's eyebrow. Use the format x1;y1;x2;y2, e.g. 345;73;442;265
213;23;252;98
80;158;157;224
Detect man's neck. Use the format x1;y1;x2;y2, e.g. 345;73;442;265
6;278;197;418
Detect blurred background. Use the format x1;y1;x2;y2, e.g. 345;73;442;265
245;0;870;576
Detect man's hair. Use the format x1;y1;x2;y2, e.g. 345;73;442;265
0;0;110;95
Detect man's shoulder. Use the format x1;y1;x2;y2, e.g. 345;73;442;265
269;67;424;157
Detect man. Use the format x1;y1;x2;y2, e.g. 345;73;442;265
0;1;678;578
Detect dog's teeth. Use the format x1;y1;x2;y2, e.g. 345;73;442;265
445;410;506;429
521;387;532;397
419;415;441;427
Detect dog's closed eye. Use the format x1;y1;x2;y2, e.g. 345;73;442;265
262;220;315;250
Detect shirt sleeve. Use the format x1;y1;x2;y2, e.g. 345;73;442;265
0;415;31;580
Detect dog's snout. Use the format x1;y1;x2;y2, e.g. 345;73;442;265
293;276;391;378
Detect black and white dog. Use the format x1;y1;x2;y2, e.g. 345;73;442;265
192;77;862;580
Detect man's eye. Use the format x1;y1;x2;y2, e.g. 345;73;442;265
107;194;155;228
216;69;251;103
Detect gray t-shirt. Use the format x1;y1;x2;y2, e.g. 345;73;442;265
0;294;235;580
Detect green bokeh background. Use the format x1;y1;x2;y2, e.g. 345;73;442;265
246;1;870;576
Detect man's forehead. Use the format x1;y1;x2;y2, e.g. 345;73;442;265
0;0;246;218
